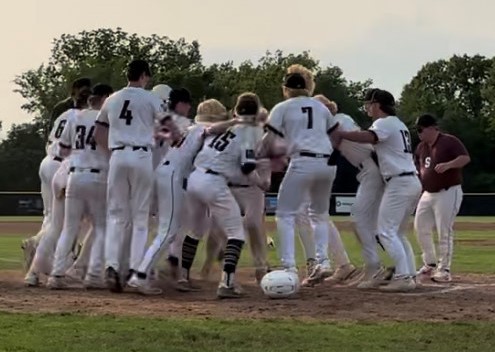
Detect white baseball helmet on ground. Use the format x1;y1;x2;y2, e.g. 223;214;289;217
152;84;172;101
260;270;300;299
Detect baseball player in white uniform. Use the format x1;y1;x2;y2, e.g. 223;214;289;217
94;60;175;293
183;97;267;298
313;95;386;287
129;98;246;294
47;84;114;289
260;65;339;278
335;88;422;292
199;105;272;284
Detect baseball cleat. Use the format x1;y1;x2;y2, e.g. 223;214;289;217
417;264;435;279
431;269;452;283
217;283;244;299
65;266;85;283
105;267;123;293
324;264;359;285
46;276;68;290
357;266;394;289
301;262;333;287
83;275;107;290
24;272;40;287
175;279;202;292
379;276;416;292
127;274;163;295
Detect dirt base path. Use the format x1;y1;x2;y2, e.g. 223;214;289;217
1;270;494;322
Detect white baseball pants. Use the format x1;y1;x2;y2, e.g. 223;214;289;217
276;157;336;269
138;162;186;276
414;185;463;271
377;175;422;277
51;170;107;278
105;148;153;273
351;158;385;268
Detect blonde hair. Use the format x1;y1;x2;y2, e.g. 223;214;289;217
314;94;338;114
194;99;229;124
283;64;315;98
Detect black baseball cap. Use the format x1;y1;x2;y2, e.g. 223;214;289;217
416;113;438;128
91;83;114;97
72;77;92;89
169;88;192;104
235;93;259;116
364;88;395;107
283;73;306;89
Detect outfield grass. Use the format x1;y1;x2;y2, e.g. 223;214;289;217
0;313;494;352
0;217;494;351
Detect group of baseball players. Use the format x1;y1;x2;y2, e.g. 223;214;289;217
20;58;470;297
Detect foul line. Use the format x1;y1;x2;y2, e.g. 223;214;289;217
398;283;495;296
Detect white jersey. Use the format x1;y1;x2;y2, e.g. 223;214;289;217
194;125;256;181
228;126;266;185
47;109;77;157
368;115;416;177
334;113;375;168
96;87;166;149
266;97;338;157
165;123;206;175
59;109;109;171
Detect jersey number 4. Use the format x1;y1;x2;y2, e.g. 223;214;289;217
208;130;236;152
75;125;96;150
400;130;412;153
119;100;133;125
302;107;313;129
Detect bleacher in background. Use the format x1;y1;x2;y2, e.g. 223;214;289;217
1;192;494;217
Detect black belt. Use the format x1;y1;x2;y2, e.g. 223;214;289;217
299;152;331;158
163;160;170;165
228;183;251;188
53;157;63;162
385;172;415;182
69;167;100;174
205;169;220;175
111;146;148;152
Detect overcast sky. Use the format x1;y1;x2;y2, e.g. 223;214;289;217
1;0;494;137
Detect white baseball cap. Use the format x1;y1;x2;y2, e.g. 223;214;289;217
152;84;172;101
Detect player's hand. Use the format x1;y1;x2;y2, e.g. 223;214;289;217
256;158;271;170
330;130;343;148
270;156;288;172
434;162;450;174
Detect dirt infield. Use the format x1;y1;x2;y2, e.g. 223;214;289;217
1;220;494;322
0;270;494;322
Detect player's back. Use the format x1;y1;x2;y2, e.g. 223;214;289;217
334;113;374;167
61;109;109;171
47;109;77;157
103;87;161;149
269;97;335;157
370;116;415;177
194;125;247;179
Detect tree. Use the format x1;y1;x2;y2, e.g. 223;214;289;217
14;28;202;136
0;122;45;191
399;54;495;191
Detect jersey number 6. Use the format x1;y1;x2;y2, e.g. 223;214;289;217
119;100;134;125
208;130;236;152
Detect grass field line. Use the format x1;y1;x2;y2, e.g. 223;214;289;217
397;283;495;296
0;257;21;263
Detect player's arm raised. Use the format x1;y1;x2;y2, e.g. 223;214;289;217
336;118;385;145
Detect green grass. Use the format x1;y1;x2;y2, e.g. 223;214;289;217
0;216;494;351
0;313;493;352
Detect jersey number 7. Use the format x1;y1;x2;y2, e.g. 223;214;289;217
302;107;313;129
119;100;133;125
